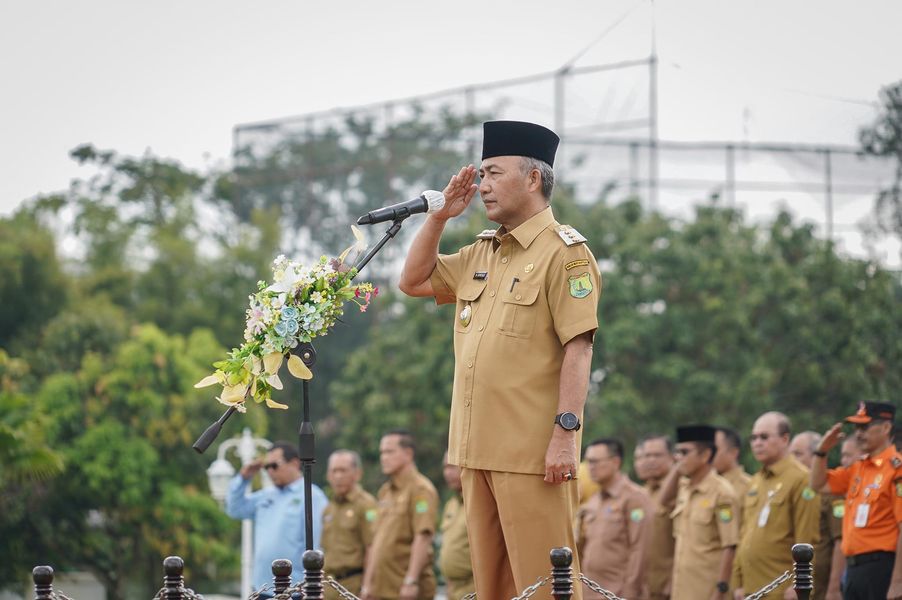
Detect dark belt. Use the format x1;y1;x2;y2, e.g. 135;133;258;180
327;567;364;580
847;551;895;567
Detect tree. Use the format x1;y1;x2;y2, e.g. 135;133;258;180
13;326;241;599
859;80;902;253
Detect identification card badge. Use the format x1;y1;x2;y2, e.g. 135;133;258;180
854;503;870;528
757;503;771;527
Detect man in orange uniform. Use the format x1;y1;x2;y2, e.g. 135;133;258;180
811;402;902;600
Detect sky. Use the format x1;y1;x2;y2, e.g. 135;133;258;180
2;0;900;232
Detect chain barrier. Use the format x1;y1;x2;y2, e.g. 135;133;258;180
324;576;363;600
49;591;74;600
151;587;205;600
577;574;626;600
460;593;477;600
510;576;551;600
246;584;271;600
743;571;794;600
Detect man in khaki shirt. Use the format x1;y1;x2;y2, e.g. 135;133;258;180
790;431;846;600
636;434;676;600
576;438;652;600
399;120;599;600
732;412;820;600
322;450;377;600
439;453;474;600
361;431;439;600
667;425;739;600
715;427;753;530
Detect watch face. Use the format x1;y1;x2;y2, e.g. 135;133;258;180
560;412;579;429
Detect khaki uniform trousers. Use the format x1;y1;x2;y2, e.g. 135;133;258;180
461;468;582;600
446;576;476;600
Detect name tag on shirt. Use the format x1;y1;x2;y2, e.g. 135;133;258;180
757;503;770;527
854;503;870;528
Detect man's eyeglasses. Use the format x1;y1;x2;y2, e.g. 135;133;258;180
749;433;771;442
263;461;283;471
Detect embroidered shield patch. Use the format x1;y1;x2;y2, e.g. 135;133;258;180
718;507;733;523
630;508;645;522
568;272;593;298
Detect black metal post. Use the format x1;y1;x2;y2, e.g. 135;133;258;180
792;543;814;600
272;559;293;594
32;566;53;600
550;547;574;599
163;556;185;600
302;550;326;600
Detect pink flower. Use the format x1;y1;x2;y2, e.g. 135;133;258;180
359;304;368;312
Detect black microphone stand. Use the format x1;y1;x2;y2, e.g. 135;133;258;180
194;217;407;553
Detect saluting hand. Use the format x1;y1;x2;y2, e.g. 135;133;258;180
818;423;844;454
433;165;478;222
240;459;263;480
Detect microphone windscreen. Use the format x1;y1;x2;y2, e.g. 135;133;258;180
422;190;445;213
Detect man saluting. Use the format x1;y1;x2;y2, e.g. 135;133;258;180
399;120;601;600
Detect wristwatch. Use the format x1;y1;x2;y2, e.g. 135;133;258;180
554;411;581;431
403;577;418;586
716;581;729;594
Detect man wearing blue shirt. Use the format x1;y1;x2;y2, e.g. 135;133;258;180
226;441;328;591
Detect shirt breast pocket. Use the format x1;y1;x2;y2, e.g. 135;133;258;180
498;283;541;338
455;280;487;333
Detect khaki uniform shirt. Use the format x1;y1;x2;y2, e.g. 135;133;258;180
732;456;820;594
721;466;752;530
322;486;378;575
812;494;844;600
431;207;601;474
670;470;739;600
576;474;653;599
644;479;675;598
370;467;439;599
439;494;474;597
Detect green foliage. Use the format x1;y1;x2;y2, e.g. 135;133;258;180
0;213;68;350
859;80;902;248
1;102;900;597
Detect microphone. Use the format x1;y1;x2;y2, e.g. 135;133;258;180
356;190;445;225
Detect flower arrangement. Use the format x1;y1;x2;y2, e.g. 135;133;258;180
195;231;376;411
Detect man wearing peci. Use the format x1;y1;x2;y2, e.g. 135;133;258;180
399;120;601;600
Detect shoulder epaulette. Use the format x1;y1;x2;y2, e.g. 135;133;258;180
476;229;496;240
557;224;587;246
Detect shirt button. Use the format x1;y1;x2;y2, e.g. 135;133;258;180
515;294;522;300
501;257;508;264
478;325;484;331
490;290;495;297
467;362;473;368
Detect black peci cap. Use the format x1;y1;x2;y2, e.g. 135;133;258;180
481;120;560;167
676;424;717;444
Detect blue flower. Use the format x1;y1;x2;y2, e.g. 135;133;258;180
281;306;299;320
274;321;289;337
285;318;300;335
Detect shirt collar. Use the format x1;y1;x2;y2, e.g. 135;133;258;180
390;465;419;490
600;472;627;499
283;477;304;493
865;444;897;466
762;455;793;478
334;485;362;503
497;206;555;250
689;468;717;493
